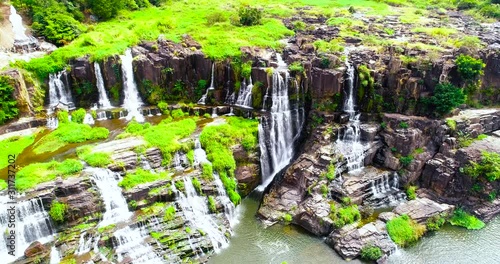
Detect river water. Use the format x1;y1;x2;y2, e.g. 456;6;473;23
210;193;500;264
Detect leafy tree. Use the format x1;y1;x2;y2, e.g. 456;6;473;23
455;54;485;81
0;76;19;125
427;83;465;116
89;0;123;20
239;6;262;26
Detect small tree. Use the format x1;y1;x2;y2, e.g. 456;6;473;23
427;83;465;116
239;6;262;26
456;54;485;81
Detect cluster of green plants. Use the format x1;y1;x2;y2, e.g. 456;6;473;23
49;200;68;223
0;135;35;169
120;117;196;164
449;208;485;230
456;0;500;18
360;245;383;261
386;214;426;247
422;83;465;116
208;196;217;213
329;200;361;228
406;185;417;200
163;205;176;221
76;146;112;167
463;151;500;182
201;163;214;180
16;159;83;191
0;76;19;125
119;168;171;190
33;111;109;154
399;155;414;167
426;214;446;231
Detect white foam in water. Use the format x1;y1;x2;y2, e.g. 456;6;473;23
83;113;95;125
113;225;164;264
94;62;112;109
336;50;365;172
0;197;55;262
174;177;229;253
198;63;215;105
46;116;59;129
120;49;144;122
258;54;305;190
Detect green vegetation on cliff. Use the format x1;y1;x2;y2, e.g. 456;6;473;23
360;245;383;261
449;209;485;230
77;147;113;167
16;159;83;191
49;200;68;223
386;214;426;247
119;168;171;190
463;151;500;182
0;135;35;169
0;76;19;125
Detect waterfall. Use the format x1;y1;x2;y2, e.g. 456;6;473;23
0;197;55;261
257;54;305;190
94;62;112;109
83;113;95;125
198;63;215;105
96;111;108;120
48;71;74;109
174;177;229;253
235;77;253;108
9;5;29;42
336;53;365;172
49;246;60;264
86;168;163;263
46;116;59;129
367;172;407;207
172;151;188;170
120;49;144;122
212;173;238;227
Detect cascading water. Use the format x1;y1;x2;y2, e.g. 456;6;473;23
234;77;253;108
0;197;55;261
48;71;74;109
174;177;229;253
120;49;144;122
46;116;59;129
49;246;60;264
366;172;407;207
198;63;215;105
9;5;37;51
213;173;238;227
336;53;365;172
258;54;305;190
85;168;164;263
83;113;95;125
94;62;112;109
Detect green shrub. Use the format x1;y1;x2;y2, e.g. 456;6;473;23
119;169;171;190
157;101;169;115
289;61;304;75
16;159;83;191
446;119;457;131
325;164;336;181
81;152;112;167
399;122;409;129
360;245;383;261
426;214;446;231
400;155;414;167
406;185;417;200
201;163;214;180
283;213;293;223
71;108;86;124
206;11;228;26
456;54;485;81
192;177;202;194
163;205;176;221
426;83;465;116
380;122;387;129
386;214;426;247
341;197;352;206
208;196;217;213
463;151;500;182
449;209;485;230
239;6;262;26
0;76;19;125
330;204;360;228
457;0;478;10
480;4;500;19
171;109;186;119
89;0;123;20
320;184;328;197
49;201;67;223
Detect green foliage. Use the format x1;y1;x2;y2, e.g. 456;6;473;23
456;54;485;81
241;61;253;78
239;6;262;26
283;213;293;223
206;11;228;26
0;76;19;125
201;163;214;180
289;62;304;75
186;149;194;165
406;185;417;200
325;164;336;181
426;214;446;231
157;101;169;115
119;169;171;190
449;209;485;230
121;118;196;163
33;122;109;154
313;39;344;53
446;119;457;131
386;214;426;247
163;205;176;221
457;0;478;10
175;180;185;192
331;204;361;228
208;196;217;213
399;122;409;129
0;135;35;169
400;155;414;167
71;108;86;124
480;4;500;18
49;201;67;223
251;81;263;109
16;159;83;191
426;83;465;116
0;181;7;191
80;151;112;167
380;122;387;129
171;109;186;119
320;184;328;197
192;177;202;194
463;151;500;182
360;245;383;261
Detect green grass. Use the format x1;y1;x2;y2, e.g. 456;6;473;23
0;180;7;191
330;204;361;228
386;214;426;247
16;159;83;192
49;201;68;223
77;146;113;167
201;163;214;180
360;245;383;261
449;209;485;230
33;122;109;154
0;135;35;169
163;205;176;221
208;196;217;213
120;118;197;163
119;168;171;190
406;185;417;200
